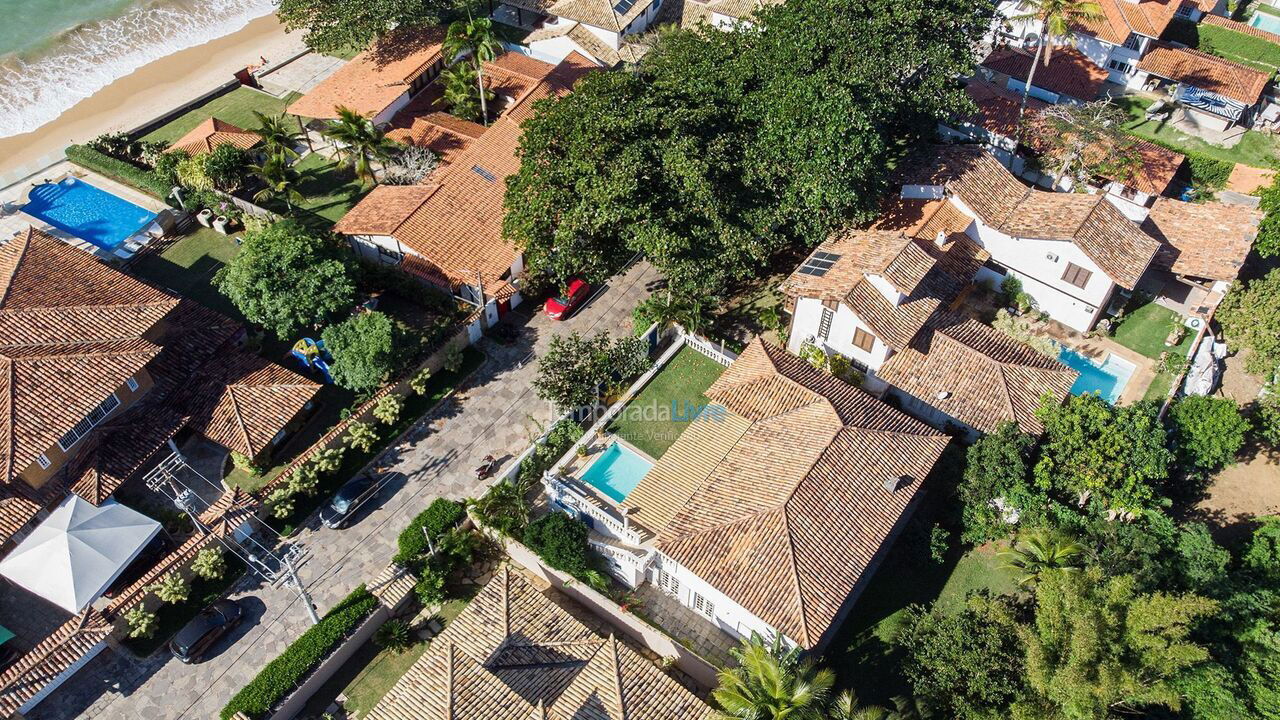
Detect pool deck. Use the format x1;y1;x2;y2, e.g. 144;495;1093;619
561;435;656;507
1037;318;1155;405
0;159;169;262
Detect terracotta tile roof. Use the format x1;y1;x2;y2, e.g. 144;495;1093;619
962;80;1048;139
0;228;176;484
367;567;712;719
1141;197;1262;280
0;609;113;717
564;23;645;66
1111;139;1184;196
507;0;659;30
336;53;599;296
1138;43;1271;105
635;340;950;648
904;146;1160;287
166;117;260;155
287;26;446;119
981;46;1108;101
682;0;778;23
877;315;1077;434
1074;0;1180;43
176;350;320;459
63;406;189;504
332;185;441;236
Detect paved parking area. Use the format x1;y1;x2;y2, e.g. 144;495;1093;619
30;261;659;720
256;52;346;98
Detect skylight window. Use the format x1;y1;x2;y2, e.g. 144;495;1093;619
471;165;497;183
614;0;638;14
797;251;841;277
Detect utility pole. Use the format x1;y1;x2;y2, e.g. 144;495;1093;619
280;550;321;625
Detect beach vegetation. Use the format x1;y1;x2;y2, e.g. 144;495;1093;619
275;0;455;54
213;219;356;338
321;107;400;185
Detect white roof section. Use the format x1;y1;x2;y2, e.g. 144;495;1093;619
0;495;160;613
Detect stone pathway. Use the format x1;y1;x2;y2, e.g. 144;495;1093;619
30;261;659;720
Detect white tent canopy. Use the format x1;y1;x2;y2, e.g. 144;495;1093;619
0;495;160;613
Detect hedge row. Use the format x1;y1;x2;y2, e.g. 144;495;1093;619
393;498;466;567
1140;136;1234;191
220;585;378;719
64;144;172;198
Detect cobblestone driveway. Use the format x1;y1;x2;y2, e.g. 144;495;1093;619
34;261;659;720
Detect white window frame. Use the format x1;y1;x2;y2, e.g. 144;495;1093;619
693;592;715;620
36;454;51;470
1108;59;1134;75
125;376;139;392
57;393;121;451
658;569;680;596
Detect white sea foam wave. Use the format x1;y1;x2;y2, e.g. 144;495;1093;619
0;0;275;138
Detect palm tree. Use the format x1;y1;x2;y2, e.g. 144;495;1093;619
830;691;889;720
1009;0;1104;132
713;633;834;720
999;527;1085;587
443;17;503;125
252;111;302;162
441;65;482;123
886;695;935;720
320;106;400;185
248;155;304;210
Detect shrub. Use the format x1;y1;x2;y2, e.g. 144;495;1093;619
345;421;379;453
518;419;585;487
394;498;466;567
374;619;412;652
414;568;447;605
993;310;1057;357
286;465;321;496
373;393;404;425
192;548;227;581
525;512;593;577
204;144;248;191
1168;395;1249;471
125;607;158;639
410;368;433;396
153;149;186;187
444;348;463;374
65;144;172;197
148;572;190;604
322;311;402;391
266;487;296;519
221;586;378;719
798;342;826;370
231;451;264;476
1244;516;1280;582
176;152;214;191
309;447;345;474
930;524;950;564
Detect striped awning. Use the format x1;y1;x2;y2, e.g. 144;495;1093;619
1177;84;1246;121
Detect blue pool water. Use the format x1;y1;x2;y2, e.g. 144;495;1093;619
23;177;156;250
1249;11;1280;34
1057;347;1137;404
580;443;653;503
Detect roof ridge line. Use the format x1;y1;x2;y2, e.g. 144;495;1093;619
223;386;254;458
995;363;1019;426
779;507;812;647
609;634;627;720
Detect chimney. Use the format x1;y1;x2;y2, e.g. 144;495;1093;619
935;230;948;247
883;475;910;494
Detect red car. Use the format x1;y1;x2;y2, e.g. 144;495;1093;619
545;278;590;320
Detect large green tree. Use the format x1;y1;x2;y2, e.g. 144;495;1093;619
276;0;454;54
1033;394;1172;517
532;331;650;410
1015;568;1217;720
958;421;1043;542
214;219;355;338
322;106;402;185
896;593;1027;720
320;310;402;391
1218;268;1280;375
504;0;991;296
1167;395;1249;471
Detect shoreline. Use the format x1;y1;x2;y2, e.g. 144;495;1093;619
0;13;304;182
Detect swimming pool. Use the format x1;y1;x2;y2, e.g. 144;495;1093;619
1057;347;1137;404
22;177;157;250
1249;11;1280;34
579;443;653;503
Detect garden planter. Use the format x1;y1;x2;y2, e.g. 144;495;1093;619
197;209;213;227
213;216;230;235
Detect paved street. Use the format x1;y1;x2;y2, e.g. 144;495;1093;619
33;261;659;720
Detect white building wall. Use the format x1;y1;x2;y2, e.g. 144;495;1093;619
373;91;413;127
528;35;586;64
584;23;621;49
652;552;785;646
786;297;893;372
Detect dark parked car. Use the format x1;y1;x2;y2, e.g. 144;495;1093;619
169;599;243;663
319;474;381;529
544;278;590;320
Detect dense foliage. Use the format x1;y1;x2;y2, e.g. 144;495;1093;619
275;0;456;53
65;144;174;197
1218;268;1280;374
321;310;402;390
532;331;651;410
214;219;356;338
1167;395;1249;471
504;0;993;296
221;586;378;719
524;511;594;578
393;498;466;567
958;422;1043;542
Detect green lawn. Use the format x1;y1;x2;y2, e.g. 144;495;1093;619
608;346;726;459
1164;17;1280;73
1111;301;1194;360
1115;95;1280;168
141;87;300;145
130;228;243;320
260;152;371;229
825;535;1019;706
1255;3;1280;17
1143;369;1178;403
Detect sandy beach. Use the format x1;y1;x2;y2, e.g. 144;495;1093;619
0;13;303;181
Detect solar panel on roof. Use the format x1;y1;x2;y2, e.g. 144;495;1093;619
614;0;638;13
798;251;841;277
471;165;497;183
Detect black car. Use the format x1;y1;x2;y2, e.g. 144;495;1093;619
319;474;381;529
169;599;243;663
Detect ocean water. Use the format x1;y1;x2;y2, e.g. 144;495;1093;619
0;0;275;138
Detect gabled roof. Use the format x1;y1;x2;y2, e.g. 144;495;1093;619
682;0;779;24
0;228;177;484
367;567;713;719
1073;0;1180;43
630;340;950;647
981;46;1108;101
166;117;260;155
505;0;659;31
903;146;1160;287
1141;197;1262;281
287;26;446;119
877;315;1077;435
334;53;599;296
961;79;1049;139
0;609;113;717
1109;139;1184;197
1138;43;1270;105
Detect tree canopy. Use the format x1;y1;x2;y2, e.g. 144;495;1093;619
276;0;457;54
1218;268;1280;375
1167;395;1248;471
504;0;993;296
214;219;355;338
532;331;650;410
320;310;402;391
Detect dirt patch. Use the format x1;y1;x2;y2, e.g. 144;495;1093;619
1227;163;1274;195
1219;347;1266;404
1197;445;1280;543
